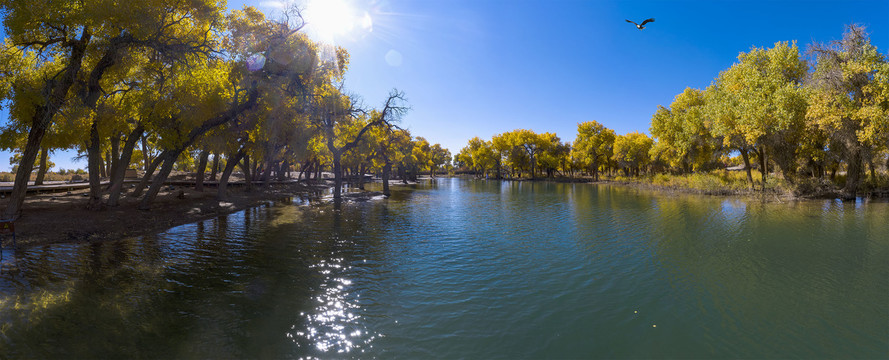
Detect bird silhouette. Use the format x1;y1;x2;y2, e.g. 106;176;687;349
626;18;655;30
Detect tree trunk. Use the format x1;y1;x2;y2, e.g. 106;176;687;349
297;160;309;181
130;155;164;198
530;153;536;180
844;147;863;198
3;120;48;220
358;163;366;190
139;152;178;210
740;148;755;190
278;160;289;181
758;146;767;190
261;158;274;187
97;152;106;179
868;158;876;184
217;149;245;201
209;152;219;181
591;154;600;182
107;124;144;206
141;133;150;171
496;158;502;179
34;147;49;186
87;120;105;210
104;151;112;178
332;151;343;199
252;157;261;182
382;163;392;196
195;149;210;192
110;132;120;180
310;160;317;180
241;154;253;193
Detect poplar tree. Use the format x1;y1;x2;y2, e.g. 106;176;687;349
574;121;616;181
808;25;889;196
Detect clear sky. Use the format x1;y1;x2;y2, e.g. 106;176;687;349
1;0;887;171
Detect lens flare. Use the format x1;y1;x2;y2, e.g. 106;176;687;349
246;53;266;72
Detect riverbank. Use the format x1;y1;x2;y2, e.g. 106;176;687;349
609;173;889;200
0;181;333;249
457;171;889;201
2;173;883;249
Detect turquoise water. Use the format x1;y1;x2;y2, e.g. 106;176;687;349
1;178;887;358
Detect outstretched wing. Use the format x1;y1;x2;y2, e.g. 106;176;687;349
625;19;638;25
640;18;655;25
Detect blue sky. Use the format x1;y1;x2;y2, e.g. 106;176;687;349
1;0;887;171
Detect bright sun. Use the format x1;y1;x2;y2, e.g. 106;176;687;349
304;0;372;43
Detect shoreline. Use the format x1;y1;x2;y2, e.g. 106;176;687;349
449;174;889;201
0;181;334;250
0;177;420;250
3;176;885;251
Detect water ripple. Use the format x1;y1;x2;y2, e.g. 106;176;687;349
0;180;886;359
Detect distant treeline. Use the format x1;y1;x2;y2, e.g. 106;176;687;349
455;25;888;197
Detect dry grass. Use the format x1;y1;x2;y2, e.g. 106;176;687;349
0;172;81;183
609;170;794;195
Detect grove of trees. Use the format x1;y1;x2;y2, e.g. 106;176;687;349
455;25;888;198
0;1;451;218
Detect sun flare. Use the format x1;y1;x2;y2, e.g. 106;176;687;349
304;0;372;43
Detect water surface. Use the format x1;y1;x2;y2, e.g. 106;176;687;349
1;178;886;358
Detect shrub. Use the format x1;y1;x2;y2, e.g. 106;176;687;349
792;177;835;197
833;174;847;187
651;173;672;186
862;173;889;191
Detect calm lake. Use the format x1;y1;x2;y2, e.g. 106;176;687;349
1;178;887;358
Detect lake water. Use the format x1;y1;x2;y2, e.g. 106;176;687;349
0;178;887;358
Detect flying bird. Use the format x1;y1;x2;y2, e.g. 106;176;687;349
626;18;655;30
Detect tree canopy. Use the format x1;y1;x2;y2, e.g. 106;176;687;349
0;2;458;216
453;25;888;196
